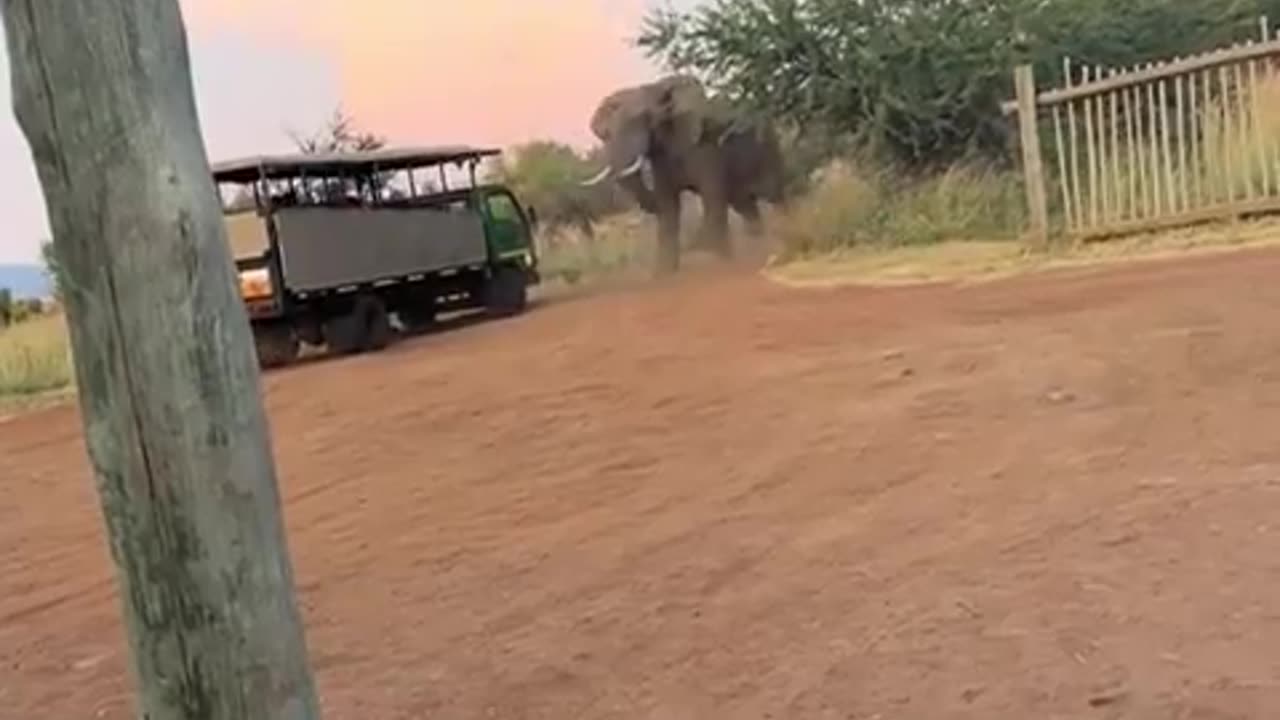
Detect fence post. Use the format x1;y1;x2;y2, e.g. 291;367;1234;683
1015;63;1051;248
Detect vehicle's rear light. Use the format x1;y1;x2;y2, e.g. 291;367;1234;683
238;267;273;300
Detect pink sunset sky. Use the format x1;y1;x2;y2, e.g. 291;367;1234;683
0;0;701;263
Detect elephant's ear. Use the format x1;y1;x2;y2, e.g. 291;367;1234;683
590;93;622;141
655;75;709;148
705;96;743;144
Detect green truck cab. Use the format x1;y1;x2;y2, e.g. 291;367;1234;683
212;146;540;368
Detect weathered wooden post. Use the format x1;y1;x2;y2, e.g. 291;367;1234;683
2;2;321;718
1014;63;1051;248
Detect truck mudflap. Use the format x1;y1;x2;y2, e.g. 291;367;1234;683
244;298;283;320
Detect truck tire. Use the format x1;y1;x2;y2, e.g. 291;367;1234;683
324;295;392;356
399;304;437;336
253;322;300;369
483;264;528;318
364;298;393;351
324;307;365;356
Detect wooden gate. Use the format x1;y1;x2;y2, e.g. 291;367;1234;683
1008;28;1280;244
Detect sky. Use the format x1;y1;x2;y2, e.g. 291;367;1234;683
0;0;699;264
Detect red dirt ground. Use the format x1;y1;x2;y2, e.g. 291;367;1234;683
6;248;1280;719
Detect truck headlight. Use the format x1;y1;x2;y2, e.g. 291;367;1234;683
238;267;274;300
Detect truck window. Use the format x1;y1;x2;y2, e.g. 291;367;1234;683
486;193;521;222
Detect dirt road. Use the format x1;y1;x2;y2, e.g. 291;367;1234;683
6;248;1280;718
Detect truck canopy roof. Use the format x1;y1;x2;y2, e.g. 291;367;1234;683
211;145;502;183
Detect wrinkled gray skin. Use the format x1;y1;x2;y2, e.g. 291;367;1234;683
584;75;786;275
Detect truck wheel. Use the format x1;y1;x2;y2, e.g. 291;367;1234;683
399;304;437;336
483;264;528;317
324;295;392;356
364;298;393;351
324;307;366;356
253;323;300;369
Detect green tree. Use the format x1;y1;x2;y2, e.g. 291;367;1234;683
496;140;631;237
40;238;65;301
639;0;1280;169
289;105;385;154
288;106;391;201
0;287;12;327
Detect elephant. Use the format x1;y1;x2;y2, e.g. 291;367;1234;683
583;75;786;274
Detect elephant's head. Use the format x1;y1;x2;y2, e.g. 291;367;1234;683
582;75;714;201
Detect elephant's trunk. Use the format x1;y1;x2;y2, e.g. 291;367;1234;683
616;169;658;214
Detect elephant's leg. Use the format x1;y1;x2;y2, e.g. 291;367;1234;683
655;194;682;275
697;189;733;260
733;196;764;239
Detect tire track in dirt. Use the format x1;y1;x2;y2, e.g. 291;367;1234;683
7;250;1280;718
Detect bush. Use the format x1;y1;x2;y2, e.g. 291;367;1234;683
0;314;72;399
776;158;1026;258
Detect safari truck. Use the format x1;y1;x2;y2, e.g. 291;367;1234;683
212;146;540;368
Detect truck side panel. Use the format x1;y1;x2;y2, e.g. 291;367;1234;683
273;206;489;292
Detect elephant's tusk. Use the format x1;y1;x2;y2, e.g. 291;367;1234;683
581;166;613;186
717;119;749;146
618;156;646;177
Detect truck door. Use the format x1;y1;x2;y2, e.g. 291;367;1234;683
481;189;535;264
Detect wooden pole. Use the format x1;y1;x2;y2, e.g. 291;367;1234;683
1203;69;1219;205
1065;59;1085;229
1249;57;1269;197
1;3;321;719
1189;70;1204;208
1174;72;1189;213
1158;77;1175;213
1123;74;1140;219
1095;66;1112;225
1108;73;1122;222
1084;66;1100;229
1014;64;1050;247
1051;104;1073;232
1131;79;1152;217
1146;72;1162;213
1233;60;1255;200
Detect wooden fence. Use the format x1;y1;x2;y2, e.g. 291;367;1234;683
1008;26;1280;246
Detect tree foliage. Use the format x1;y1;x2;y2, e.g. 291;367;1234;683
640;0;1280;168
495;141;632;237
40;238;64;302
288;106;394;201
289;106;386;155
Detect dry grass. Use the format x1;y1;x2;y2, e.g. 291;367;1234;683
534;213;654;290
532;202;769;294
0;314;74;410
775;160;1027;258
769;213;1280;288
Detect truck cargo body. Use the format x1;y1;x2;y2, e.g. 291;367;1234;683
229;204;490;298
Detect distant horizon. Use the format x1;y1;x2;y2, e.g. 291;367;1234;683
0;263;51;299
0;0;700;264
